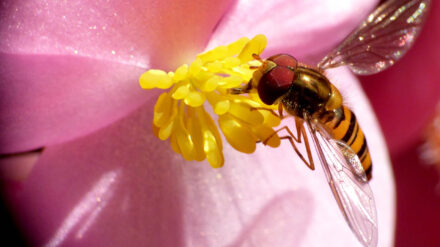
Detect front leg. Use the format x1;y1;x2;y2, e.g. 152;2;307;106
249;104;287;120
228;80;253;94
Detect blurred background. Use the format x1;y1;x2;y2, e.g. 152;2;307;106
360;1;440;246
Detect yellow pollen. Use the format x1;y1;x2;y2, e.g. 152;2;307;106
139;34;281;168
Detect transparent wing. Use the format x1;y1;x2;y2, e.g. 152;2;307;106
304;118;378;247
318;0;431;75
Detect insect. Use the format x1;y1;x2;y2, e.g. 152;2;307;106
231;0;430;246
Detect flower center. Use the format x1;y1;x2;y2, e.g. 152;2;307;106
139;35;282;168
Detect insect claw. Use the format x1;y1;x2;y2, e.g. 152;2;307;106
252;53;263;62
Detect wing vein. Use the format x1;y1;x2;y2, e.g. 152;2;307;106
318;0;430;75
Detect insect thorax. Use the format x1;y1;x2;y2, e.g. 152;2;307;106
281;66;334;119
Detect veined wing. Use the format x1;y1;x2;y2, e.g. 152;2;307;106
318;0;431;75
305;118;378;247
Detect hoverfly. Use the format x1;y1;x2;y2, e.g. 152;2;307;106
231;0;430;246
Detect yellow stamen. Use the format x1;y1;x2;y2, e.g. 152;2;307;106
140;35;282;168
140;69;173;89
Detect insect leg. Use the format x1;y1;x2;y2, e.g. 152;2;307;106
278;104;284;119
250;104;287;119
228;80;253;94
262;120;315;170
294;117;315;170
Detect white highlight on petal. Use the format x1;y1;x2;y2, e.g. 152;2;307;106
44;170;120;247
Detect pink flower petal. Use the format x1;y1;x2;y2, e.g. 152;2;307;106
208;0;379;61
0;150;40;184
0;0;233;153
0;54;148;153
5;69;395;246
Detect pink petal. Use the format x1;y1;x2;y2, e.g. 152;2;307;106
0;150;40;184
0;0;233;153
5;69;395;246
208;0;379;61
0;54;148;154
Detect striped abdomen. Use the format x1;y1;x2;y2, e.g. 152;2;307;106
321;106;373;180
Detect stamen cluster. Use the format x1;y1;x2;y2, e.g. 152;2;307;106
140;35;281;167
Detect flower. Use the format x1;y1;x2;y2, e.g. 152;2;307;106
139;35;281;168
0;0;396;246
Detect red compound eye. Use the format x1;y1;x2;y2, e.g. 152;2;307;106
267;54;297;68
257;66;295;105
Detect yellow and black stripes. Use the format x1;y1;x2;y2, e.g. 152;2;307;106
322;106;373;180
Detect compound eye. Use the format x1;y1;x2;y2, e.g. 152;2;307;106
258;66;294;105
267;54;297;69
